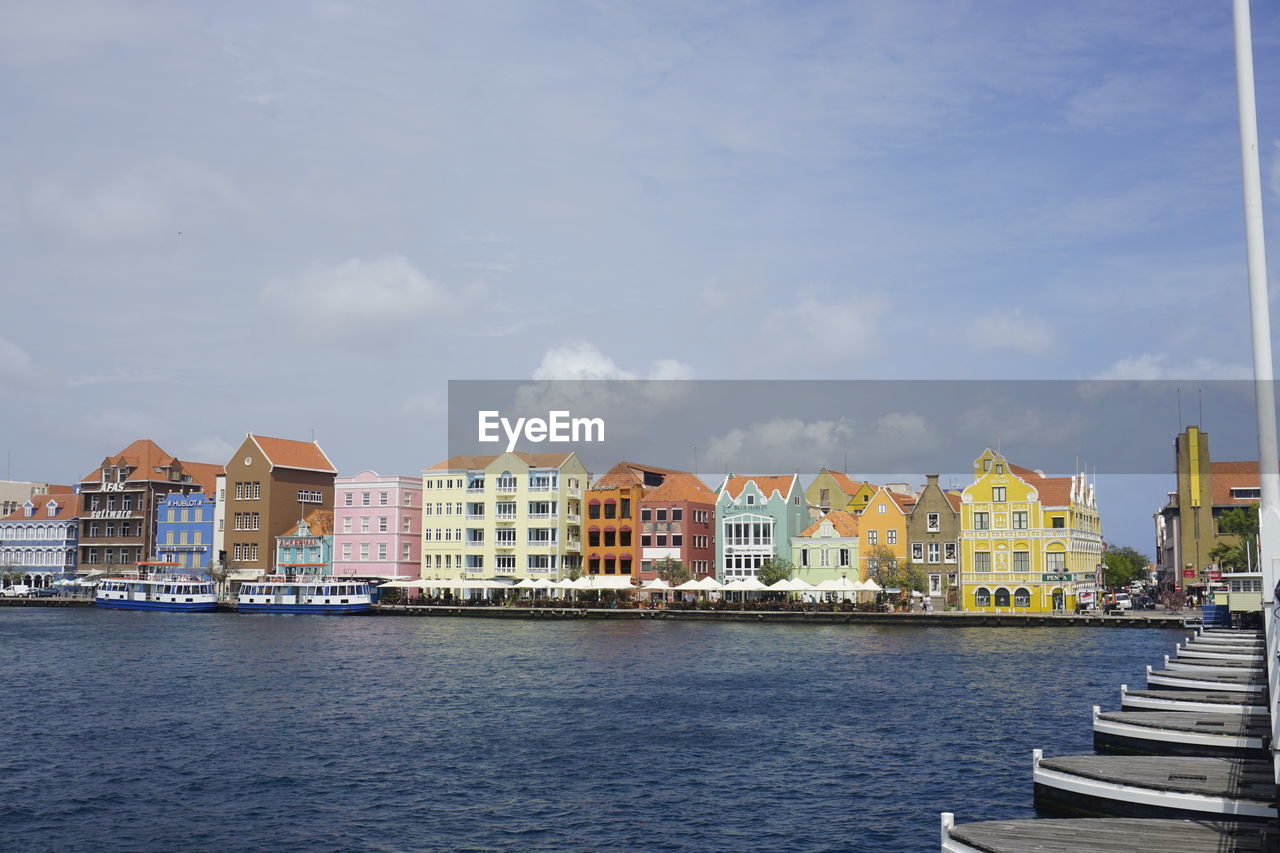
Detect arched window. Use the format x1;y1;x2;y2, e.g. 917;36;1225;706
974;587;991;607
994;587;1011;607
1014;587;1031;607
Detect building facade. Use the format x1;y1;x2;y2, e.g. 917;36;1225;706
275;510;334;575
1155;426;1262;588
77;439;223;573
859;486;915;581
0;490;80;586
584;481;643;577
905;474;961;607
959;449;1102;614
715;474;809;580
639;472;717;581
0;481;54;518
421;452;589;581
154;491;216;570
222;434;337;575
791;511;860;586
332;471;422;580
804;469;866;517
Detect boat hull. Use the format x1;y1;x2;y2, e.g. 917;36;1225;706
95;598;218;612
236;602;371;615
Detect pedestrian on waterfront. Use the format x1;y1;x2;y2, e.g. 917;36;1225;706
923;595;932;612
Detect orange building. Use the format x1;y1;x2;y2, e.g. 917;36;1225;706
859;486;915;578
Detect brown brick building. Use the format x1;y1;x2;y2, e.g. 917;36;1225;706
78;439;223;573
222;434;337;574
905;474;962;608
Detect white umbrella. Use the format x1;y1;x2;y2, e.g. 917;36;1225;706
532;578;555;589
735;577;769;592
861;579;884;592
568;576;593;590
591;576;636;591
642;578;672;590
695;576;724;590
785;578;817;592
378;579;415;588
513;578;539;589
817;577;859;592
673;579;703;591
766;579;792;591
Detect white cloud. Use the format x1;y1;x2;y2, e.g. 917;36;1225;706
705;417;857;474
261;255;468;335
29;158;241;244
966;309;1055;355
1094;353;1252;380
531;342;692;381
767;294;890;360
0;337;35;389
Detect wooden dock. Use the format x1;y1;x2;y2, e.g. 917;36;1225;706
940;815;1274;852
1120;685;1269;716
1145;666;1268;694
1032;752;1276;821
1092;708;1269;759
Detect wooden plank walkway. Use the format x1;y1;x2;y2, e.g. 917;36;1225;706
942;816;1273;852
1121;687;1268;715
1146;668;1267;692
1095;711;1270;739
1037;755;1274;800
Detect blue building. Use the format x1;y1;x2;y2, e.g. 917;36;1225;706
274;510;334;577
0;491;81;587
154;491;216;570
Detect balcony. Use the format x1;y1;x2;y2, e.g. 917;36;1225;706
566;512;580;523
465;512;485;521
526;540;558;549
465;540;485;548
494;565;516;575
564;540;581;552
494;540;516;550
567;487;581;498
466;485;485;494
528;512;557;520
494;481;518;495
528;484;554;493
495;513;517;523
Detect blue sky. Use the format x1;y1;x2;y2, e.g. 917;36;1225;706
2;0;1278;550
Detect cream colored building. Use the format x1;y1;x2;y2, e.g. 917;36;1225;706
421;452;588;581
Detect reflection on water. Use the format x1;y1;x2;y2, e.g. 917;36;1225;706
0;611;1181;851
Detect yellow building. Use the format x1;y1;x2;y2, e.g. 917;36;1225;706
421;452;589;581
859;486;914;579
805;469;866;515
959;449;1102;613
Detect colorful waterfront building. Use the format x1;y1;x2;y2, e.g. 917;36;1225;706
714;474;809;580
0;488;80;586
332;471;422;581
77;440;223;573
421;452;589;581
804;469;866;516
959;449;1102;613
585;471;644;579
640;472;716;581
275;509;334;575
790;511;860;586
1155;426;1262;589
222;434;337;575
154;491;216;570
859;486;915;580
0;480;56;518
906;474;962;608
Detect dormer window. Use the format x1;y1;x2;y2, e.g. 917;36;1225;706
745;494;755;505
22;502;34;518
47;501;57;518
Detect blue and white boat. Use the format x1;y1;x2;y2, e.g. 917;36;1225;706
236;573;372;615
95;563;219;612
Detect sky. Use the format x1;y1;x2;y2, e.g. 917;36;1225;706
2;0;1279;551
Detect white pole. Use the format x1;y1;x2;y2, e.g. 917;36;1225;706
1232;0;1280;790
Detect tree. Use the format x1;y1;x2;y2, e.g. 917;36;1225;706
866;545;926;603
755;558;793;586
1216;505;1259;569
1208;540;1249;571
565;561;582;581
1102;545;1149;588
653;557;691;586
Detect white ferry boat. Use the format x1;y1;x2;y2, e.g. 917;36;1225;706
95;563;219;612
237;572;372;615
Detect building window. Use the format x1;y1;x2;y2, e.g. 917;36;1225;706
378;517;388;533
799;548;809;567
944;543;957;563
252;482;261;500
298;490;323;504
1051;517;1065;529
360;544;369;561
867;531;878;546
973;512;989;530
1011;511;1028;530
402;543;411;561
656;509;667;521
911;543;924;561
819;548;829;568
344;492;353;506
994;587;1011;607
887;530;897;545
380;492;388;506
378;543;387;560
926;512;940;532
402;516;411;533
1045;551;1066;572
927;543;940;564
1014;587;1031;607
992;487;1006;503
973;551;991;572
641;508;651;522
360;517;369;533
974;587;990;606
235;483;244;500
1012;551;1030;572
839;548;850;567
250;544;258;561
342;518;352;534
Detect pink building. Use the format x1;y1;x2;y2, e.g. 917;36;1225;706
331;471;422;580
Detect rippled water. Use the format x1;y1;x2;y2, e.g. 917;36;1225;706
0;610;1181;851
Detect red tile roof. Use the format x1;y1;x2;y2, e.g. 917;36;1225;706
825;470;864;496
250;435;336;473
797;510;859;538
428;452;576;471
180;461;225;496
1009;463;1074;506
1210;461;1264;506
944;491;963;512
643;472;716;503
1;492;82;522
282;508;334;537
886;491;917;513
44;484;76;495
81;438;173;483
720;475;797;500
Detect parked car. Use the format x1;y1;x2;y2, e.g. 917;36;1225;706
1112;592;1133;611
31;586;59;597
0;585;31;598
